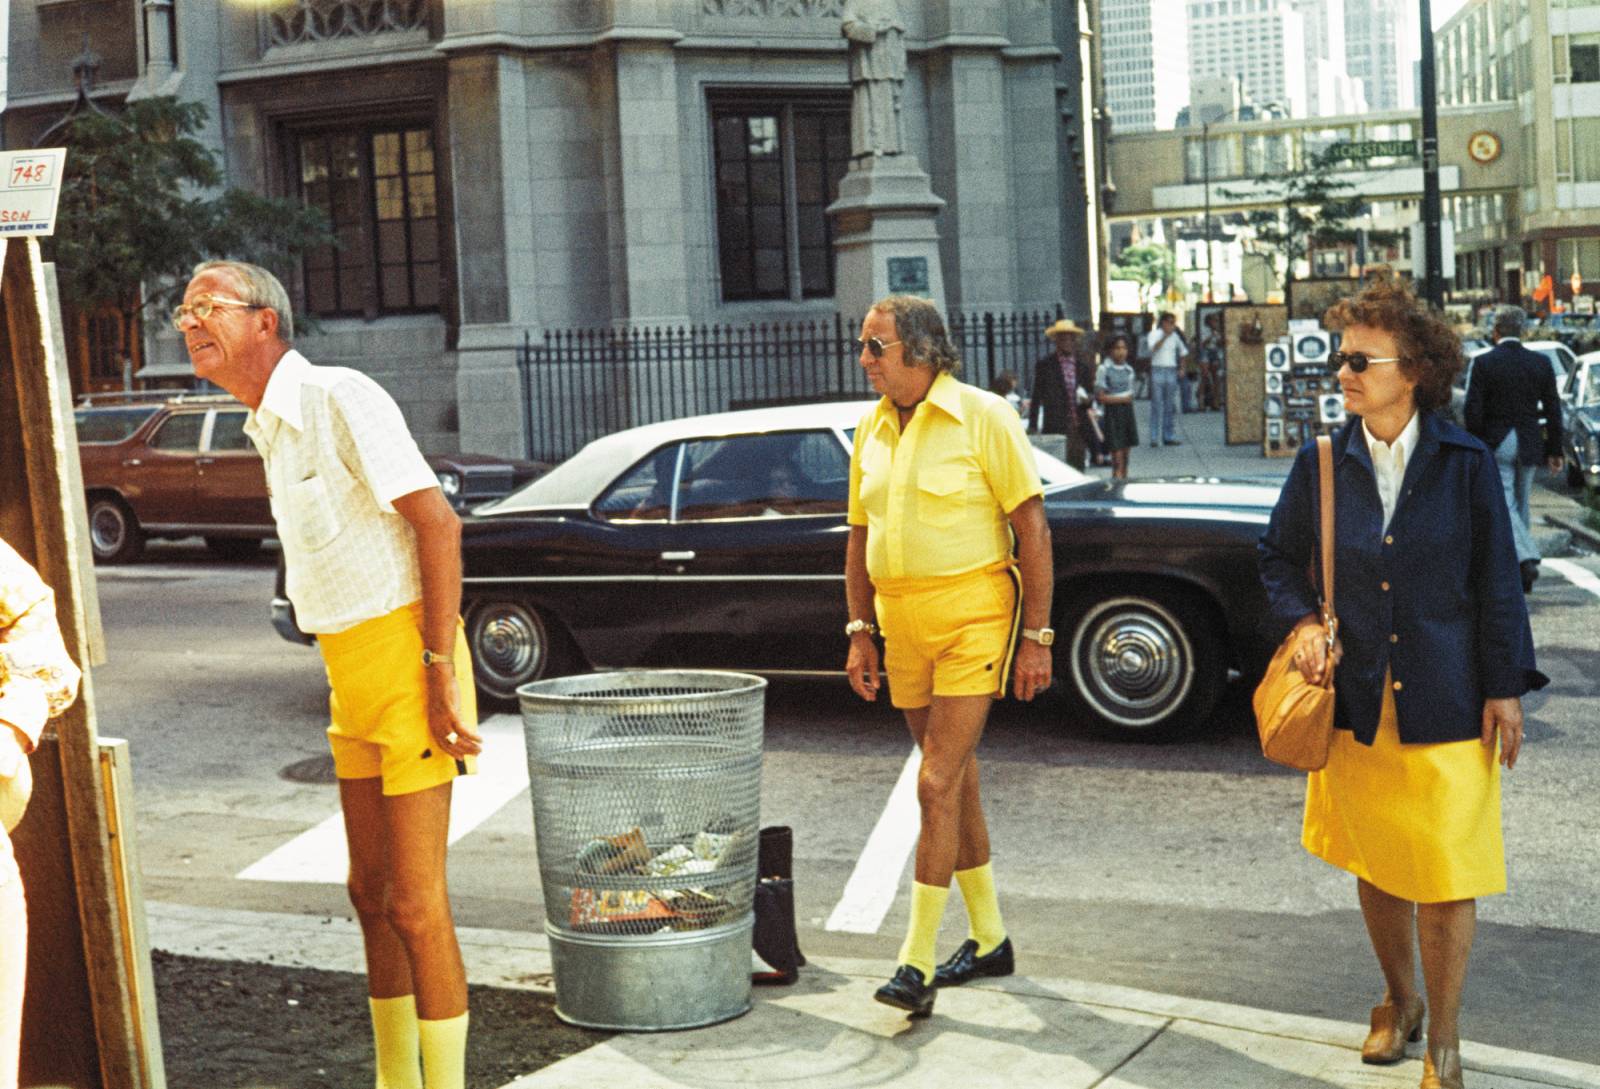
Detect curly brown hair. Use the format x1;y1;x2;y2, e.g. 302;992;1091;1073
1321;268;1462;413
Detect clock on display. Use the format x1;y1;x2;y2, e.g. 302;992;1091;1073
1468;131;1501;165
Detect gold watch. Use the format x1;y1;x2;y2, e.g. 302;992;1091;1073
844;619;878;638
1022;627;1055;647
421;648;454;668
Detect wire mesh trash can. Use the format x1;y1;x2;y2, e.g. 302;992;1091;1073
519;670;767;1031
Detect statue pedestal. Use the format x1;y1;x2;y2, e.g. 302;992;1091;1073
827;153;947;316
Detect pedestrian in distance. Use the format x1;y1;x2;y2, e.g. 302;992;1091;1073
1462;306;1565;593
0;537;82;1089
177;260;482;1089
1258;271;1545;1089
1198;311;1225;411
987;370;1026;418
1094;334;1139;479
1029;318;1095;470
1143;311;1188;446
844;295;1054;1020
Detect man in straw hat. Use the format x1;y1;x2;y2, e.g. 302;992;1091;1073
846;294;1054;1019
1029;318;1097;470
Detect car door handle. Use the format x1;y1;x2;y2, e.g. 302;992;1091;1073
122;458;142;467
660;551;696;562
196;457;216;466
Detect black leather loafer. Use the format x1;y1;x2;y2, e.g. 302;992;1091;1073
873;964;935;1017
933;937;1015;987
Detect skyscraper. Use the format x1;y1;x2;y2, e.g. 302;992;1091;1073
1187;0;1308;120
1103;0;1191;133
1291;0;1369;115
1345;0;1419;110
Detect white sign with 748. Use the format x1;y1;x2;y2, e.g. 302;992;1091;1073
0;149;67;237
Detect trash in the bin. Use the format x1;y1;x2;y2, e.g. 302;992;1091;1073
568;888;676;930
575;827;651;875
644;844;716;878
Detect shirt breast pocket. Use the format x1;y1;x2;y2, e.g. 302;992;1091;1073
286;474;345;552
916;464;968;529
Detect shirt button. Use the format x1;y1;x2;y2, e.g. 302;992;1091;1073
1381;581;1391;591
1393;680;1403;691
1390;633;1399;644
1384;535;1394;545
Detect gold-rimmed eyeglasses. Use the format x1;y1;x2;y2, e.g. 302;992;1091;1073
171;294;262;331
859;336;902;359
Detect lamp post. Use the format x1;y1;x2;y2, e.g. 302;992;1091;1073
1419;0;1445;309
1203;119;1214;303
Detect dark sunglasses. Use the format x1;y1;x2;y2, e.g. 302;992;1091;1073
859;336;902;359
1329;350;1401;373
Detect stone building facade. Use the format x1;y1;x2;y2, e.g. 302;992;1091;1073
4;0;1102;457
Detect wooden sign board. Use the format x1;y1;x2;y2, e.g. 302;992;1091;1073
1;237;163;1088
1222;305;1286;447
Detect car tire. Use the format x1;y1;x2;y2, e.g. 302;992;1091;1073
205;536;263;561
1052;584;1226;742
466;597;578;709
88;494;145;564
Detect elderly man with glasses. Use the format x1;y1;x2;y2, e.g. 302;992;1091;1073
845;294;1054;1018
176;260;481;1089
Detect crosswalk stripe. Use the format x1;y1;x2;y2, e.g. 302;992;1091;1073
823;745;921;934
1544;557;1600;601
236;714;529;884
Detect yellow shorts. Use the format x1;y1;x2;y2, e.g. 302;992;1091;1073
874;563;1023;710
319;601;479;796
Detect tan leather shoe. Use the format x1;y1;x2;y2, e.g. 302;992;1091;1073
1421;1045;1465;1089
1361;995;1425;1064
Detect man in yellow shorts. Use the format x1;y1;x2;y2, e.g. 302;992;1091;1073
178;260;481;1089
845;295;1055;1018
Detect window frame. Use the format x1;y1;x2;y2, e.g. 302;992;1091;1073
291;117;444;320
707;90;852;305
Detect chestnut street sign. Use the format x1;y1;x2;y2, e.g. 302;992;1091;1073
1325;139;1417;162
0;148;66;236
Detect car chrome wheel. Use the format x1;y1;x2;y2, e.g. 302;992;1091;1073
1067;596;1195;731
468;599;551;703
88;496;143;563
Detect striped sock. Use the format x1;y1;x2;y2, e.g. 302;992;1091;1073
954;862;1007;956
896;881;951;981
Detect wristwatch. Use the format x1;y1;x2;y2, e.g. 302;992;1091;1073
1021;627;1056;647
844;619;878;638
421;648;454;668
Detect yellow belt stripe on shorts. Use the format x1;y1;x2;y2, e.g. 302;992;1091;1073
996;562;1024;698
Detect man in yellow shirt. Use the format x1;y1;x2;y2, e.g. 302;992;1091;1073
845;295;1054;1018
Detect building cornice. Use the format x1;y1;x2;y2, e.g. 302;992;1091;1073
3;81;135;112
216;46;442;84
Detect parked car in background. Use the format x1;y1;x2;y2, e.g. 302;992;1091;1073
387;401;1282;741
1563;352;1600;491
76;392;545;563
1450;340;1577;427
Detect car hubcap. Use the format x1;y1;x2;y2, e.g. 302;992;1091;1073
91;505;125;555
1069;597;1193;728
473;605;545;693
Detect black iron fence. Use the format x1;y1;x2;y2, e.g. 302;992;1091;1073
516;305;1065;462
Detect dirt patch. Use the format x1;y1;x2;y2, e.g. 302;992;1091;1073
153;950;603;1089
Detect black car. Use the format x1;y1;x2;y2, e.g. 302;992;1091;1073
450;402;1281;740
1562;353;1600;491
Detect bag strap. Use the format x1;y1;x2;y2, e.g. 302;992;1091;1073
1316;434;1337;651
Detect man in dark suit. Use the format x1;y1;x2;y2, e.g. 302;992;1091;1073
1465;306;1565;591
1029;318;1096;470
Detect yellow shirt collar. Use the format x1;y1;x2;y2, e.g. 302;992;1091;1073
871;370;965;430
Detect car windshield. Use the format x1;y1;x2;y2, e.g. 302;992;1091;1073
1581;366;1600;407
843;427;1087;487
74;406;160;443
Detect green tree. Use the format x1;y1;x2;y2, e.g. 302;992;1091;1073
1220;151;1400;293
1110;241;1178;307
46;96;331;377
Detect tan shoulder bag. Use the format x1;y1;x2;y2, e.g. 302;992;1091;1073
1252;435;1337;771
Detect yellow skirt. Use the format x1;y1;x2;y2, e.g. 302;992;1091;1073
1302;674;1505;903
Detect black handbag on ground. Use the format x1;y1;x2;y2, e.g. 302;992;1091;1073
752;825;806;985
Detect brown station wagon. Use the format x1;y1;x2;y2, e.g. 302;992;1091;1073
76;393;545;563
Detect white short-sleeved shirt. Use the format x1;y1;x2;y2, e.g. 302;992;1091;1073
1144;328;1186;369
1363;410;1420;534
244;351;441;634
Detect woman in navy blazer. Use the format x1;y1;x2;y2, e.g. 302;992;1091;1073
1259;274;1546;1089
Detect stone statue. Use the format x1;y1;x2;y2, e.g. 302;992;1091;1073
841;0;905;158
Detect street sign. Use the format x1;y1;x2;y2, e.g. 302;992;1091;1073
1410;218;1456;280
0;148;67;236
1326;139;1416;162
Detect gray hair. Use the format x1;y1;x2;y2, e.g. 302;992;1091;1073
1491;305;1526;338
192;259;295;344
870;295;961;375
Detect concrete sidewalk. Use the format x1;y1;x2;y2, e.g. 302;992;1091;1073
146;902;1600;1089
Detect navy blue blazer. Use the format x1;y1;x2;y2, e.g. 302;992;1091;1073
1258;411;1547;745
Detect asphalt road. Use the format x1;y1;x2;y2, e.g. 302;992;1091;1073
90;536;1600;1065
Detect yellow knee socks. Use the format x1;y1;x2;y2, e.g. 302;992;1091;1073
418;1011;469;1089
896;881;950;980
368;995;422;1089
955;862;1007;956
